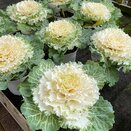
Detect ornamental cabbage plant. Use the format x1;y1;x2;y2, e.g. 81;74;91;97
0;35;33;73
20;60;114;131
0;35;44;90
73;0;122;26
38;19;83;63
6;0;48;25
81;2;111;24
40;19;82;51
91;28;131;72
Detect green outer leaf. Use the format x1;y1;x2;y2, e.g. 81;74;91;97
0;10;17;36
83;61;119;88
18;81;32;97
28;59;55;87
17;23;34;35
0;81;8;90
104;67;119;87
30;49;44;66
48;48;65;64
70;0;81;11
89;43;119;86
21;99;60;131
80;28;95;49
81;97;114;131
94;21;118;32
110;7;122;21
83;61;107;89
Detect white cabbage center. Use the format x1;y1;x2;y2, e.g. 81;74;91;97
47;20;74;38
16;1;39;16
81;2;111;22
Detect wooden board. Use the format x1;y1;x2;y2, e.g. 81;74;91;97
0;91;31;131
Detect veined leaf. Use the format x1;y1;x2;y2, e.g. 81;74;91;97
83;61;107;89
18;81;32;97
81;97;114;131
0;81;8;90
21;99;60;131
79;29;95;49
83;61;119;89
0;10;17;35
28;59;55;87
104;67;119;87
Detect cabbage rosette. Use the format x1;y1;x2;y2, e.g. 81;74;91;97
0;35;44;90
20;60;114;131
0;35;33;74
6;0;48;25
91;28;131;71
73;0;122;26
39;19;82;51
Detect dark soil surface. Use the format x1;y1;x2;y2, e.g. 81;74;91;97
0;0;21;9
